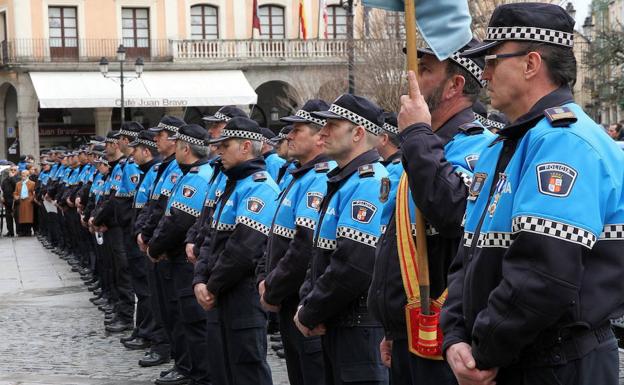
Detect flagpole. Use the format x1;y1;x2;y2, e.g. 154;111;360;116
404;0;431;316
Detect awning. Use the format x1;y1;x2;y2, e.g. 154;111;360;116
29;70;257;109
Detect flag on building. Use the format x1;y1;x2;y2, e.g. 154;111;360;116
299;0;309;40
252;0;261;34
320;0;328;39
361;0;472;60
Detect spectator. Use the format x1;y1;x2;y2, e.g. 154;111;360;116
13;170;35;236
1;166;18;236
607;123;622;140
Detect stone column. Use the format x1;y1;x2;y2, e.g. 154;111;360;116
17;111;39;158
94;108;112;137
164;106;185;119
0;114;6;159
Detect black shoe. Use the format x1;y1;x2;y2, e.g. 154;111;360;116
276;348;286;359
124;337;151;350
3;233;14;237
91;298;107;306
139;351;171;367
271;342;283;352
120;333;138;343
154;369;189;385
105;320;133;333
160;366;176;378
105;313;115;321
104;315;119;326
92;289;102;297
87;283;100;292
269;335;282;342
98;304;114;312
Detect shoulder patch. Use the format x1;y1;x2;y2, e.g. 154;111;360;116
252;172;267;182
458;123;485;135
314;162;330;173
130;174;140;184
247;197;265;213
379;177;390;203
544;107;577;127
306;192;323;211
182;185;197;198
358;164;375;178
114;174;122;181
536;163;577;197
465;154;479;171
351;200;377;224
190;166;199;173
170;173;178;184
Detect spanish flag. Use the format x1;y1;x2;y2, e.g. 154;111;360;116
299;0;308;40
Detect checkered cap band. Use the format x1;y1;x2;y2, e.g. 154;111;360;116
474;113;505;130
158;122;180;133
382;122;399;135
120;129;139;138
104;137;118;144
296;110;326;126
317;237;337;250
337;226;379;248
214;111;232;122
237;216;270;236
599;224;624;240
132;138;158;149
174;133;206;146
451;53;486;87
296;217;316;230
272;224;295;239
221;129;265;142
328;104;382;135
486;26;574;48
512;215;596;249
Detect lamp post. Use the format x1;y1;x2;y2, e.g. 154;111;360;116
342;0;355;94
99;44;144;124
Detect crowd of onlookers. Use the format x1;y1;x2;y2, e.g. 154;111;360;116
0;155;40;237
605;122;624;141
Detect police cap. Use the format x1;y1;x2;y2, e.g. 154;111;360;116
202;106;248;123
129;129;158;149
280;99;330;126
149;115;186;134
416;38;486;87
209;117;264;144
381;112;399;135
169;124;208;146
116;121;144;139
311;94;384;136
272;125;293;142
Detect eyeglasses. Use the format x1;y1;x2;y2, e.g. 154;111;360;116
484;51;529;68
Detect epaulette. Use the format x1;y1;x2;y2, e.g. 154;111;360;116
458;123;485;135
544;106;577;127
153;164;159;171
314;162;330;173
190;166;199;173
358;164;375;178
120;158;127;164
252;171;267;182
391;158;401;165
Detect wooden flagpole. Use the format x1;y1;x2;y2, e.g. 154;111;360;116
404;0;431;315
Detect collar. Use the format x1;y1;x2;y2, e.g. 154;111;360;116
179;157;210;174
291;154;331;178
327;149;381;183
498;87;574;141
436;107;476;144
108;156;124;169
263;150;276;159
381;150;401;166
139;157;160;173
222;157;266;181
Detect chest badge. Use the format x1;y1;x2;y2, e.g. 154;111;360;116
468;172;487;201
488;173;508;217
379;177;390;203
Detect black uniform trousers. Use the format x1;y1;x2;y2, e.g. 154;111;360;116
104;226;135;322
218;276;273;385
145;261;171;356
322;325;389;385
204;308;229;385
279;298;325;385
390;339;456;385
122;225;152;337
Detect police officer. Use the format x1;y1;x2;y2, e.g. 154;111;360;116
257;99;332;385
272;125;296;188
294;94;390;385
202;105;249;156
473;101;506;133
193;117;277;385
435;4;624;385
260;126;287;182
369;39;495;385
377;112;402;182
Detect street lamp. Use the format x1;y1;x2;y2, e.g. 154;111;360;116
99;44;144;124
270;107;279;122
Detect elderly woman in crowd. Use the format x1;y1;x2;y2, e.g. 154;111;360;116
13;169;35;236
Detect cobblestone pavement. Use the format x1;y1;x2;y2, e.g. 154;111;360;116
0;237;289;385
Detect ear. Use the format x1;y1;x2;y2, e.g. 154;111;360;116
445;74;465;100
525;51;542;80
353;125;366;142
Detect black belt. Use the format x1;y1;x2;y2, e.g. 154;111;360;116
518;324;614;367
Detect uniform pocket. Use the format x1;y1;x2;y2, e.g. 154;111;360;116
340;363;388;383
229;315;267;364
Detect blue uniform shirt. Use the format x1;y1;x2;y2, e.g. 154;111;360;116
166;162;214;218
264;152;286;182
134;162;160;209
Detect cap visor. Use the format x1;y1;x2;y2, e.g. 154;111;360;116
208;136;230;145
128;141;140;147
310;110;343;120
461;41;502;58
279;115;309;123
148;127;164;132
202;116;224;122
270;136;284;142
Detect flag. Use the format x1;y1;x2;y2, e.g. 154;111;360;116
320;0;328;39
252;0;261;34
361;0;472;60
299;0;308;40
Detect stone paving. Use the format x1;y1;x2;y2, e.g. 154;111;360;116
0;237;288;385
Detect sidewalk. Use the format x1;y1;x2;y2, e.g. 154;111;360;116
0;236;288;385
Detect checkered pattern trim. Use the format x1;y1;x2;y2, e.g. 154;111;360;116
119;129;139;138
474;113;506;130
295;217;316;230
204;198;216;208
463;231;513;248
451;53;485;87
408;224;439;237
599;224;624;240
272;224;295;239
214;221;236;232
382;122;399;135
328;104;382;135
296;110;326;126
486;26;574;48
115;191;135;198
455;170;473;187
173;133;206;146
161;188;172;197
317;237;337;250
171;201;201;217
132;138;158;149
157;122;180;133
134;202;145;209
337;226;379;248
104;137;118;144
236;216;270;236
512;215;596;249
221;129;264;142
214;111;232;122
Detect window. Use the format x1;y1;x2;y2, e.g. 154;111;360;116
327;5;347;39
191;5;218;39
49;6;78;59
122;8;150;57
259;5;285;39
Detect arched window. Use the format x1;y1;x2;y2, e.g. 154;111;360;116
259;5;285;39
327;5;347;39
191;5;219;39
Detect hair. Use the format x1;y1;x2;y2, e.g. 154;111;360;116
385;131;401;147
250;140;264;157
520;42;577;88
188;142;209;158
139;145;159;158
446;61;481;103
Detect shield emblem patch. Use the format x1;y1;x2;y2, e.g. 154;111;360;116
468;172;487;201
379;177;390;203
114;174;122;181
247;197;265;214
182;185;196;198
130;175;139;184
351;200;377;224
537;163;577;197
306;192;323;211
170;174;178;184
465;154;479;171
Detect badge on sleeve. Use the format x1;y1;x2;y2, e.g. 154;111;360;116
468;172;487;201
352;200;377;224
182;185;196;198
115;174;122;181
306;192;323;211
247;197;265;213
465;154;479;171
537;163;577;197
379;177;390;203
170;174;178;184
130;175;140;184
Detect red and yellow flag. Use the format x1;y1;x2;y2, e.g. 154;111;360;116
299;0;308;40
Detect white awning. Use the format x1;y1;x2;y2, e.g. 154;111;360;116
29;70;257;109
